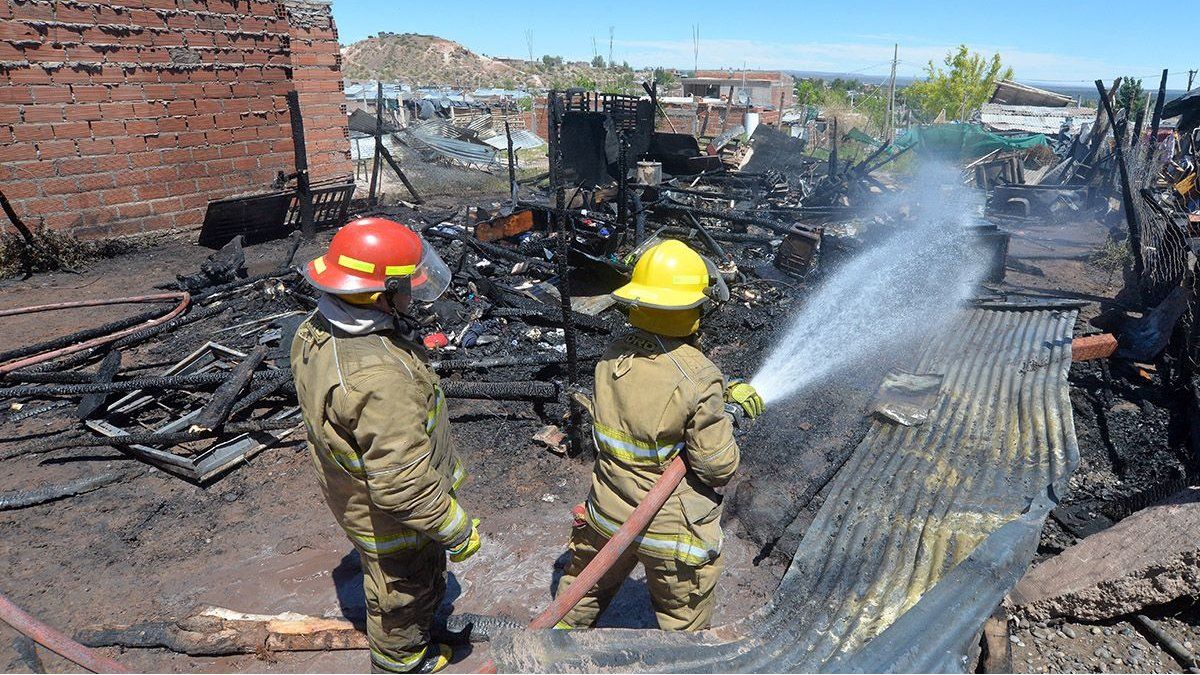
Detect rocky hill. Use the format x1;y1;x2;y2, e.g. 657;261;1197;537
339;32;642;91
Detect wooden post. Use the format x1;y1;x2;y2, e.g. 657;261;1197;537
367;82;384;206
1145;69;1169;165
1095;79;1145;292
285;91;315;239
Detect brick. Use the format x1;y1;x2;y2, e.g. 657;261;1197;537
106;85;146;102
165;99;195;115
99;187;137;206
22;104;64;122
24;196;67;214
129;151;162;168
88;119;125;137
31;85;72;104
112;136;147;153
61;190;104;210
63;103;103;121
0;105;19;124
13;124;53;142
156;116;186;132
70;86;110;103
99;102;136;118
52;121;90;139
0;181;39;199
36;139;77;159
124;119;157;135
77;137;116;156
0;85;34;104
143;83;175;100
54;156;97;176
78;172;117;191
136;181;170;200
94;154;128;172
40;176;80;196
9;158;56;178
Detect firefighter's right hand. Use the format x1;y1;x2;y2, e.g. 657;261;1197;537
448;518;481;563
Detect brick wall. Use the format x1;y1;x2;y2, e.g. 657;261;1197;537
0;0;350;238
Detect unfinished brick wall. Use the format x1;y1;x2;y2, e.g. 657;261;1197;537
0;0;351;238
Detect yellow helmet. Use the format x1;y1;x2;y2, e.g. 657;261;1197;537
612;240;709;310
613;240;710;338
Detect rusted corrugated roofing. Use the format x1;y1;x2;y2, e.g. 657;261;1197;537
491;304;1080;672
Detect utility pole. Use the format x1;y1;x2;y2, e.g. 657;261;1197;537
886;43;898;141
691;24;700;74
524;29;534;64
608;26;614;66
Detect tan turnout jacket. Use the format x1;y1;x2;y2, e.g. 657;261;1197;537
291;312;470;558
585;329;740;566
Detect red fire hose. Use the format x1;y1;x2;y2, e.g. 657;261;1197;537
0;591;128;673
528;455;688;628
0;292;190;375
476;456;689;672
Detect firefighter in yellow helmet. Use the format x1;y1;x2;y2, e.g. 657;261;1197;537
290;218;479;673
555;239;765;631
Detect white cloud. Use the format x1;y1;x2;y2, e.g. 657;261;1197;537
614;38;1153;82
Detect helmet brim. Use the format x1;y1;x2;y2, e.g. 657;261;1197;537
612;282;707;310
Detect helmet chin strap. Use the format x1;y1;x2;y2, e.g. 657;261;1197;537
383;276;420;337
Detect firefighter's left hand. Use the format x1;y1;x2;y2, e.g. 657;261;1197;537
448;519;481;562
725;380;765;419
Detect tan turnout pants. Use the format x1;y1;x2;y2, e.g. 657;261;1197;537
361;543;446;673
555;524;722;631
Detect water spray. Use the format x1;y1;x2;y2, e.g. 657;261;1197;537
750;162;991;406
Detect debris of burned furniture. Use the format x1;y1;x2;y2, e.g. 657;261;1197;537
646;132;723;175
198;177;354;249
986;184;1090;219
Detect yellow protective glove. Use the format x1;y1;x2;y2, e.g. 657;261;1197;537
448;518;480;563
725;380;765;419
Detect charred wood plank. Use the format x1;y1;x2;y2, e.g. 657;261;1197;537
189;346;268;433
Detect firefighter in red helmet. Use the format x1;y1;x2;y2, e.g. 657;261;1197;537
290;217;477;673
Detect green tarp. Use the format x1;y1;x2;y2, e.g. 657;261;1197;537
894;123;1048;158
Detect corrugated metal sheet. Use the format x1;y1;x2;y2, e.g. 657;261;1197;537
492;304;1080;673
480;129;545;151
407;126;500;166
980;103;1096;135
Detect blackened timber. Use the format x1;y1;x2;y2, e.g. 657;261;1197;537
548;91;583;456
1095;79;1146;291
505;120;518;204
285;91;315;238
0;190;37;278
652;202;815;237
685;213;730;262
368;82;384;206
1146;69;1169;165
377;144;423;204
189;346;269;432
76;350;121;420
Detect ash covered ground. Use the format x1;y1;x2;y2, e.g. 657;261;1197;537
0;176;1195;673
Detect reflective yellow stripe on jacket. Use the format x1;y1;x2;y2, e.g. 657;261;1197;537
585;501;720;565
591;422;684;466
425;386;445;434
344;527;427;555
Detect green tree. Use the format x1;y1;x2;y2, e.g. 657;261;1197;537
794;78;823;106
590;55;606;69
541;54;564;68
1117;76;1145;115
653;68;677;90
906;45;1013;121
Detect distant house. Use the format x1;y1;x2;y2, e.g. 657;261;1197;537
681;69;795;109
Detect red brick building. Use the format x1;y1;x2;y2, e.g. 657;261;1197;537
0;0;350;238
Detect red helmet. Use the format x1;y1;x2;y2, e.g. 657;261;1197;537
302;217;451;302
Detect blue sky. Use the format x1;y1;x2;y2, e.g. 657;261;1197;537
331;0;1195;86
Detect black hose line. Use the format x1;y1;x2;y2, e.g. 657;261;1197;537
433;352;599;371
0;369;292;399
490;297;612;332
440;380;557;400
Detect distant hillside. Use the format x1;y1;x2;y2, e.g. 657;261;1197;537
339;32;644;91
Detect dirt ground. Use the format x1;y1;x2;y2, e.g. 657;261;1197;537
1;177;1197;674
0;193;803;673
